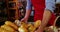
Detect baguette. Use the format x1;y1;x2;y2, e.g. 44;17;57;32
0;28;11;32
1;25;15;32
5;21;18;30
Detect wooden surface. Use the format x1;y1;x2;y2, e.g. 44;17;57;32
6;0;19;20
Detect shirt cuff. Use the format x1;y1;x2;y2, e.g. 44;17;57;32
45;7;55;13
45;0;56;13
26;5;31;10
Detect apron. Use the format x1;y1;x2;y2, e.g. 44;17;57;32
31;0;56;25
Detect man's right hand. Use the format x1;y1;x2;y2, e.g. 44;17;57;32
20;17;28;23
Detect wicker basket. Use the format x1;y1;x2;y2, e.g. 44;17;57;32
53;16;60;32
54;16;60;27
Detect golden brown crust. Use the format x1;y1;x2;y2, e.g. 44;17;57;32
5;21;18;30
1;25;15;32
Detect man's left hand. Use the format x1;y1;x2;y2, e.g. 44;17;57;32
35;26;43;32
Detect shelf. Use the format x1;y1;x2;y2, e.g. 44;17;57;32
9;8;16;9
7;0;19;20
9;0;16;1
9;1;17;3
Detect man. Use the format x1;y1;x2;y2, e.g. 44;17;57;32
21;0;56;32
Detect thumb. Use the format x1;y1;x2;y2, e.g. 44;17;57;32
35;31;37;32
20;18;28;23
21;18;25;22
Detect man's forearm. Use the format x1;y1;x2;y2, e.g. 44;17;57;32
41;10;52;28
24;10;31;19
20;10;31;23
35;10;52;32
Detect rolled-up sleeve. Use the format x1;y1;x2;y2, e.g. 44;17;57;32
45;0;56;12
26;0;32;10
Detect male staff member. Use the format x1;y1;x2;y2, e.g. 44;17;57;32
21;0;56;32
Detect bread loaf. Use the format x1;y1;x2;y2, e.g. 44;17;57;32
5;21;18;30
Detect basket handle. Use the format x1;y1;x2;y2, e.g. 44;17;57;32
53;16;60;27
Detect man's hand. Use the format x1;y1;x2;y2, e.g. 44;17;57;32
35;29;40;32
35;26;43;32
35;29;43;32
20;9;31;23
21;17;28;23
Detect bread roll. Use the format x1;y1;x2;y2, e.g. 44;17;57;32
5;21;18;30
20;22;28;28
18;27;28;32
34;20;41;28
0;28;11;32
1;25;15;32
28;24;36;32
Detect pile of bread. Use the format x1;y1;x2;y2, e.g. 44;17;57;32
17;20;58;32
18;20;41;32
0;21;18;32
0;20;57;32
0;20;41;32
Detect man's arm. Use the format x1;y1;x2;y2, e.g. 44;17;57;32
42;0;55;28
24;0;32;19
36;0;56;32
21;0;32;23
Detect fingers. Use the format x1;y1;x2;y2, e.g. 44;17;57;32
20;18;28;23
20;18;24;22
